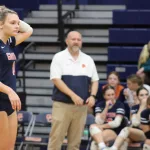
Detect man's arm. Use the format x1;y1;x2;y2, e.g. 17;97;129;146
86;81;98;107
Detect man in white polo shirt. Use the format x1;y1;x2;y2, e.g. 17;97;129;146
48;31;99;150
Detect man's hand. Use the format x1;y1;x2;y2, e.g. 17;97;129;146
86;96;95;107
71;94;84;106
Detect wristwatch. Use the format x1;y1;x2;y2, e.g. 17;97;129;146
90;95;96;99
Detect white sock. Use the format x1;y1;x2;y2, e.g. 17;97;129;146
143;144;150;150
98;142;106;150
111;146;118;150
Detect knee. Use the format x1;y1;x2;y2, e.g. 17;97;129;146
118;127;130;139
90;124;102;136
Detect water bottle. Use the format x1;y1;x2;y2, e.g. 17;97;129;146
83;127;89;140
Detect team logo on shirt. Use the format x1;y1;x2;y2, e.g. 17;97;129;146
82;64;86;68
6;53;16;60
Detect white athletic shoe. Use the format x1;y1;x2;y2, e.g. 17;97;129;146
101;147;110;150
143;144;150;150
90;141;98;150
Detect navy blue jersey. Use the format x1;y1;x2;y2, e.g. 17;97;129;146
141;108;150;125
131;104;140;115
0;37;16;93
95;101;126;133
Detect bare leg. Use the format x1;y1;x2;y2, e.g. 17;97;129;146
8;111;17;150
90;124;104;143
90;124;117;150
0;111;9;150
102;129;117;144
111;127;146;150
128;128;146;142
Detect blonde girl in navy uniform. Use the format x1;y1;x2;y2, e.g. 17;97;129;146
0;7;33;150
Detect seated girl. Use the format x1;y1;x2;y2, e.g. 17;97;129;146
90;86;126;150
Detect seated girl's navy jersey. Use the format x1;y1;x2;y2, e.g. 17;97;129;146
131;104;140;115
141;108;150;125
95;101;126;133
141;109;150;139
0;37;16;95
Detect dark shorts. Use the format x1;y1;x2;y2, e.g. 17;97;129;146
112;128;122;135
145;131;150;139
0;95;14;116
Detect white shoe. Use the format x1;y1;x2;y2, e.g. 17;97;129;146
101;147;110;150
90;141;98;150
143;144;150;150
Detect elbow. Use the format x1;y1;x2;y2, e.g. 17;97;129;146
108;116;122;128
132;120;140;127
108;121;121;128
95;115;104;125
28;27;33;36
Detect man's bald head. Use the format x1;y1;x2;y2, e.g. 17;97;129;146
66;31;82;39
66;31;82;53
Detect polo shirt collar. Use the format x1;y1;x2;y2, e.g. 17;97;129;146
65;48;82;62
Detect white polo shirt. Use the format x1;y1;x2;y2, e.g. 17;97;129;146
50;48;99;103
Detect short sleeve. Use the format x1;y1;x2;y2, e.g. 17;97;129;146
116;102;125;116
95;101;105;114
91;59;99;82
50;54;62;80
131;105;139;115
141;110;150;125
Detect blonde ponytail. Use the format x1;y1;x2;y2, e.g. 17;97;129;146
138;42;150;69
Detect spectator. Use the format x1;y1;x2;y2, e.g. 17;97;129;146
97;71;124;102
137;42;150;85
124;74;150;107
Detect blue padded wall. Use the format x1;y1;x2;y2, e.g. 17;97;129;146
107;64;138;80
49;0;88;4
113;10;150;25
95;0;126;5
108;46;142;62
0;0;39;10
109;28;150;44
126;0;150;10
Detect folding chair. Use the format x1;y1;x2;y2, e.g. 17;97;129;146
15;111;34;150
21;112;52;150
